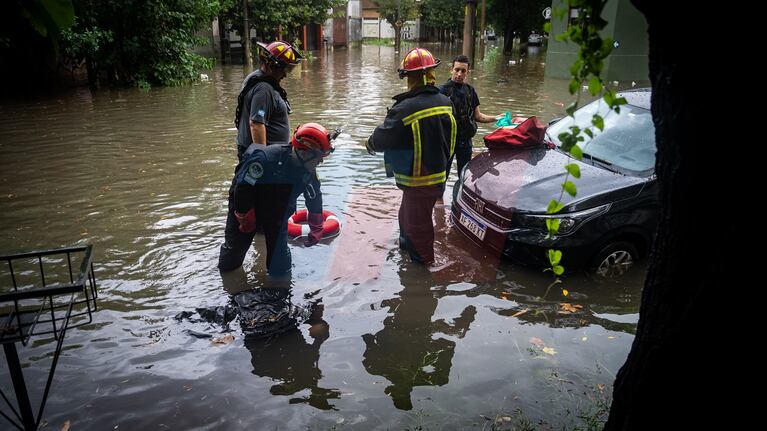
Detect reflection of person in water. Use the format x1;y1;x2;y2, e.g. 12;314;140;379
244;304;340;410
220;268;339;410
361;271;476;410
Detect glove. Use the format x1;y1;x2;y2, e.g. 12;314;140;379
365;137;377;155
304;212;324;247
234;208;256;233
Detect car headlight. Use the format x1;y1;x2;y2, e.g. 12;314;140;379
515;204;611;235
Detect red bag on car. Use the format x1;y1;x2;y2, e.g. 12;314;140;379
483;116;552;150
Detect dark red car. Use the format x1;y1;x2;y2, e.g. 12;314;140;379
451;89;658;277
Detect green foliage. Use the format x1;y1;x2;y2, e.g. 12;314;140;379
546;0;625;286
221;0;344;43
486;0;550;44
60;0;221;87
2;0;75;52
363;38;395;46
419;0;463;32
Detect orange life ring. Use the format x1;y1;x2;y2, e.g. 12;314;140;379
287;209;341;238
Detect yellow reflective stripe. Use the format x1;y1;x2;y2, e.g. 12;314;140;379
449;112;457;157
412;121;422;176
394;171;446;187
402;106;453;125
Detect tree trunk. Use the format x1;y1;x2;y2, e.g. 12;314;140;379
605;2;742;429
394;25;401;52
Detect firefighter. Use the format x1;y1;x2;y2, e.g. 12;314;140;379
233;40;325;247
366;47;457;266
218;123;337;275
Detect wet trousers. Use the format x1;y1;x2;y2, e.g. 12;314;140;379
218;181;294;274
447;139;473;180
398;185;444;264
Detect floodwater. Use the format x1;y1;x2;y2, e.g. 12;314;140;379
0;43;648;429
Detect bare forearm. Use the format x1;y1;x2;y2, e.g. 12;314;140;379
475;111;498;123
250;120;267;145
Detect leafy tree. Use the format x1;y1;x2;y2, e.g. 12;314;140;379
487;0;550;52
220;0;343;48
60;0;221;87
374;0;418;52
419;0;463;42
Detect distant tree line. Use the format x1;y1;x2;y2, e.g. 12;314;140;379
0;0;550;93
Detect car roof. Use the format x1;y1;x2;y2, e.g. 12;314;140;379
618;88;651;110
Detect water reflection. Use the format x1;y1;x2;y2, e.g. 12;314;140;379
244;305;340;411
220;268;339;410
362;266;476;410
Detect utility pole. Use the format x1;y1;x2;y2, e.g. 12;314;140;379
479;0;486;61
242;0;253;69
462;0;477;64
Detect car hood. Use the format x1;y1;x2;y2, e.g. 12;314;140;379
462;147;648;213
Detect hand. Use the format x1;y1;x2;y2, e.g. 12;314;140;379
234;208;256;233
304;212;325;246
365;137;376;155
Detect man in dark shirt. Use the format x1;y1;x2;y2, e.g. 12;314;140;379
439;54;502;180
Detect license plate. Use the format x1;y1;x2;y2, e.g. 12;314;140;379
459;210;487;241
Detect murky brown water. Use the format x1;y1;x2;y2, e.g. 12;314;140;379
1;43;647;429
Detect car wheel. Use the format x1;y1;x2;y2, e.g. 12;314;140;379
591;241;638;278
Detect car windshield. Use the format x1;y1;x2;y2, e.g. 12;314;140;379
547;98;656;175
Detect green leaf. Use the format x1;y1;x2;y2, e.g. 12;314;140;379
562;181;577;197
568;79;580;95
570;144;583;160
553;265;565;275
614;96;628;106
565;163;581;179
548;249;563;266
584;128;594;138
544;22;552;34
546;218;561;234
592;114;604;131
565;102;578;117
547;199;564;214
587;77;601;96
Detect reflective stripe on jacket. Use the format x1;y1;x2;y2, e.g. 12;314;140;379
368;85;456;188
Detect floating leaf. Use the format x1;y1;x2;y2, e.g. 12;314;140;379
512;308;529;318
542;347;557;355
553;265;565;275
211;335;234;345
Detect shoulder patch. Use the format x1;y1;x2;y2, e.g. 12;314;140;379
247;161;264;181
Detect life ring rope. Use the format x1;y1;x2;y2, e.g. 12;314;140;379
287;209;341;239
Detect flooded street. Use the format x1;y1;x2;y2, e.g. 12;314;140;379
0;44;646;429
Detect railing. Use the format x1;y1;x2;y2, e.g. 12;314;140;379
0;245;98;431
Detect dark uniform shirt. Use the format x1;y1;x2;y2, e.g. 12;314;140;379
439;80;480;142
236;70;292;150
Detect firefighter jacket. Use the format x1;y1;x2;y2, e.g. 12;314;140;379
368;85;456;189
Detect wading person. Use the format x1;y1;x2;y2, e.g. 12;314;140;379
232;40;326;248
366;47;456;267
439;54;502;179
218;123;337;274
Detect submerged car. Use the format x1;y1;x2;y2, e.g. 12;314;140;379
451;88;658;277
527;32;543;45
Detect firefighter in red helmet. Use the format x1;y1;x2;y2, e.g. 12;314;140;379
219;123;339;275
366;47;457;267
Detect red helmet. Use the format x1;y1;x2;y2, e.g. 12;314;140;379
291;123;338;156
256;41;302;67
397;47;441;78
